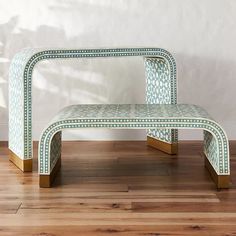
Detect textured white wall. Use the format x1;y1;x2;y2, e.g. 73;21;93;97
0;0;236;140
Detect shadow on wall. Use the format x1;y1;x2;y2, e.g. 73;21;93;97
0;8;145;140
176;53;236;123
0;17;19;139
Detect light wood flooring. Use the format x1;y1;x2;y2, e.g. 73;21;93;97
0;141;236;235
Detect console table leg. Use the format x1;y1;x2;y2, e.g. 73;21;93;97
147;136;178;155
9;150;32;172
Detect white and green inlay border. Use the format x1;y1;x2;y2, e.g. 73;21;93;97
9;48;177;160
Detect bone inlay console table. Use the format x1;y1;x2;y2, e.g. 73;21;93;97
8;48;230;188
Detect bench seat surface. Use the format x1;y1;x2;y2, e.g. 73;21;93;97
51;104;213;122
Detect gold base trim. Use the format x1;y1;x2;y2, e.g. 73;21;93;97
204;156;230;189
147;136;178;155
9;150;32;172
40;158;61;188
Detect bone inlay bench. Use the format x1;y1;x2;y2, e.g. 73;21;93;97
38;104;230;188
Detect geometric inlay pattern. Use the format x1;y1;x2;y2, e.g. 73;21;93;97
145;58;177;143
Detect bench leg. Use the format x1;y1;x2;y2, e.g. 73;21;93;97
39;131;62;188
203;130;230;189
40;157;61;188
147;136;178;155
9;150;32;172
204;156;230;189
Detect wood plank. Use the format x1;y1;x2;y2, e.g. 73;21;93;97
1;212;236;226
1;225;236;236
132;202;236;212
0;202;21;214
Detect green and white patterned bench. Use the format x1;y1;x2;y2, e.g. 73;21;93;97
39;104;230;188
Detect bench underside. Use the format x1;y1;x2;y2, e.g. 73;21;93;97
40;138;177;188
39;138;230;189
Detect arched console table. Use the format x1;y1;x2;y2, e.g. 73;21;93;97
9;48;178;171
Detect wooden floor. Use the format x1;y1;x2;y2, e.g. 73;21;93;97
0;141;236;235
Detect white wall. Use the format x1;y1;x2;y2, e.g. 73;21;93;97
0;0;236;141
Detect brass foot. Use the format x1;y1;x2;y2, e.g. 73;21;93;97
9;150;32;172
39;158;61;188
147;136;178;155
